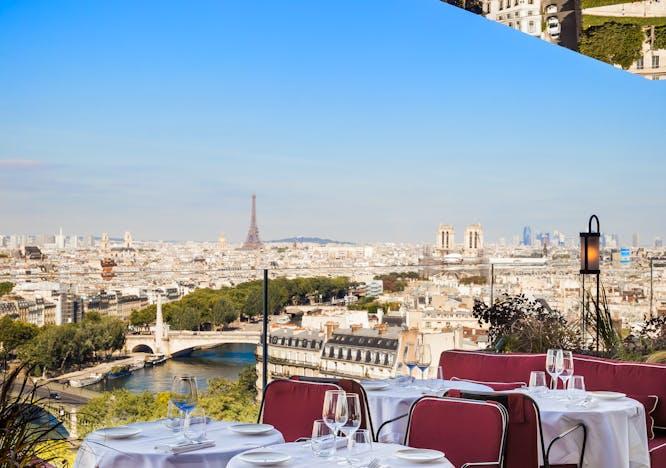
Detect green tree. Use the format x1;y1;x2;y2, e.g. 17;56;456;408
0;282;13;297
655;25;666;50
579;22;644;69
0;316;38;362
242;288;263;320
169;307;202;331
130;305;157;328
210;298;239;328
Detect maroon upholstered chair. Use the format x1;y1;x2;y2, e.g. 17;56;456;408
289;375;375;438
258;379;341;442
448;390;586;468
405;396;509;468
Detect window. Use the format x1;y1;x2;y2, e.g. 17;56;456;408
637;56;644;70
653;55;660;69
529;21;535;33
516;21;521;29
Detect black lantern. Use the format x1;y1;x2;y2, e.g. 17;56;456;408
580;215;600;275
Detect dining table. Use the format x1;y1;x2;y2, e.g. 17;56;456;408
226;442;455;467
74;420;285;468
517;389;650;468
361;378;493;441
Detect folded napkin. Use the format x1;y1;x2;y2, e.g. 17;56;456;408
155;439;216;454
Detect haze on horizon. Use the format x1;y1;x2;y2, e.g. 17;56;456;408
1;0;665;245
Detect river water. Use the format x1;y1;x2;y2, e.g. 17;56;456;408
88;343;256;393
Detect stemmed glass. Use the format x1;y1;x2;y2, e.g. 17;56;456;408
416;344;432;381
546;349;561;391
340;394;363;463
322;390;348;459
170;376;198;443
557;350;574;394
403;344;418;385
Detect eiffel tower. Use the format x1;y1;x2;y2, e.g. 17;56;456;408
242;193;263;249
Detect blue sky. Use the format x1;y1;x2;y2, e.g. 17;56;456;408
1;0;665;244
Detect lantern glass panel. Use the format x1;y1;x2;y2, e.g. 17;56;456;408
587;236;600;272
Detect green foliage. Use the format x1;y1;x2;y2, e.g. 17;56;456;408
0;364;71;467
583;15;666;29
579;22;644;69
374;272;420;293
0;316;38;361
581;0;632;9
0;282;13;297
348;297;401;314
130;276;352;329
18;316;126;373
459;275;487;285
473;295;582;353
655;26;666;50
77;366;259;438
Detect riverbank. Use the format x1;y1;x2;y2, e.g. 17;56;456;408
47;354;150;386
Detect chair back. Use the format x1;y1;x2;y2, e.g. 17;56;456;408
290;375;375;437
259;379;341;442
456;391;544;468
406;396;508;468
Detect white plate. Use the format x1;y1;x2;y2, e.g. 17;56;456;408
239;450;291;465
363;382;390;391
99;426;142;439
229;423;275;435
394;448;445;463
589;391;626;400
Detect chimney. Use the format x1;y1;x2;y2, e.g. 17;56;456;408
350;323;362;333
377;323;388;335
324;321;338;340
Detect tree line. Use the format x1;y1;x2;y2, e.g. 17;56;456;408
130;276;353;330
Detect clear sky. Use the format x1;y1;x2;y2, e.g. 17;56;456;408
1;0;665;245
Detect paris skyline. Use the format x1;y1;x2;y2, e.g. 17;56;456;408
1;1;665;244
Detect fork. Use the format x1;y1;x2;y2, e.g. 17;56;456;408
366;458;382;468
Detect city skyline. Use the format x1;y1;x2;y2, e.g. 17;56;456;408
1;1;665;243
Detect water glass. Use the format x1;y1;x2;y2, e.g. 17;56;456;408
568;375;586;400
416;344;432;380
311;420;336;458
163;401;182;432
437;366;445;380
185;406;208;441
529;371;548;395
340;394;361;442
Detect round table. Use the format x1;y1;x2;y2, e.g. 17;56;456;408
74;420;285;468
520;389;650;467
362;379;493;441
227;442;455;467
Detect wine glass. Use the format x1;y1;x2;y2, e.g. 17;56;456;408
403;344;418;385
322;390;348;458
416;344;432;381
170;376;198;442
546;349;561;390
340;394;362;448
346;429;373;465
557;351;574;393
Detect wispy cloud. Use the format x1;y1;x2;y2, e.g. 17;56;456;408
0;159;44;169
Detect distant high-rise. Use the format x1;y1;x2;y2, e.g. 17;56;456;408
242;194;263;249
655;237;663;248
522;226;532;246
55;227;65;250
632;232;640;249
123;231;133;249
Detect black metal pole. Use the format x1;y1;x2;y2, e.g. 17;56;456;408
262;268;269;391
595;273;600;352
582;274;586;336
650;259;654;319
490;263;494;306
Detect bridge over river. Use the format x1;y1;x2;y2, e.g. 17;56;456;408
125;329;261;357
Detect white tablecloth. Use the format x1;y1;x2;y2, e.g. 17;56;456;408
227;442;455;468
363;379;493;441
523;390;650;468
74;420;285;468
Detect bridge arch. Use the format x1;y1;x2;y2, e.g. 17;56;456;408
131;344;154;354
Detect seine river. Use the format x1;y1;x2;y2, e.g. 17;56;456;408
88;343;256;393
